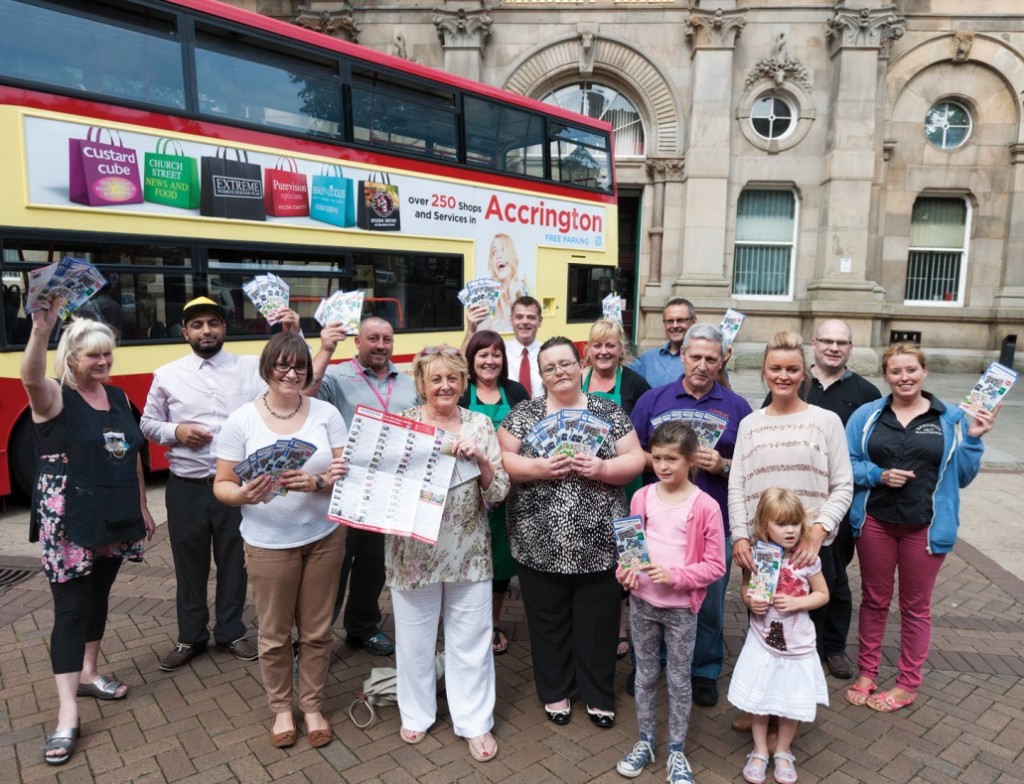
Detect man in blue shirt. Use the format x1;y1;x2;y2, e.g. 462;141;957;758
629;298;696;387
630;323;752;706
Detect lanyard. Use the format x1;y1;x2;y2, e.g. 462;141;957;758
355;362;394;411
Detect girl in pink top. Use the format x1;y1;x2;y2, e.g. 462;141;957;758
728;488;829;784
614;421;726;784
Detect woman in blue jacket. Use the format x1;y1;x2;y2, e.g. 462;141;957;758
844;343;996;712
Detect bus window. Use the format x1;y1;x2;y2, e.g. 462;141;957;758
566;263;617;323
0;0;184;108
550;123;612;191
351;69;458;160
352;252;462;332
463;96;546;175
194;28;343;139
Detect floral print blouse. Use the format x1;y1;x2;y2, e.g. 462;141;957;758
385;407;509;591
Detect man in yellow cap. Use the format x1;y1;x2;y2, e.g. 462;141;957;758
141;296;299;672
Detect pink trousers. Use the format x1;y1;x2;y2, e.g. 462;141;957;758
855;515;945;692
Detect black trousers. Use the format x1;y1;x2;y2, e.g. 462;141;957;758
50;557;122;674
331;526;386;639
166;475;247;646
515;561;620;712
810;516;854;658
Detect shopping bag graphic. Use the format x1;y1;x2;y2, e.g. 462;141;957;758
68;127;144;207
357;171;401;232
263;157;310;217
200;148;266;221
144;138;200;209
310;164;355;228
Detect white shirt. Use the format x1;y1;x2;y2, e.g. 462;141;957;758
505;338;543;399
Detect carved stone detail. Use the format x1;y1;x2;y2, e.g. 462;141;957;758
825;2;905;56
646;157;685;182
952;31;974;63
744;33;811;93
433;6;493;50
577;23;599;77
685;7;747;50
293;5;360;43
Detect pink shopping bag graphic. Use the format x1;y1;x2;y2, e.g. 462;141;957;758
68;127;144;207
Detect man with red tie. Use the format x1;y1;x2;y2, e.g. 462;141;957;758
504;296;544;399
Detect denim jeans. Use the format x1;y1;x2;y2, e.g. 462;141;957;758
690;544;732;680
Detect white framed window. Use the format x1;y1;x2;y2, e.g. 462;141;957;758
904;196;970;305
750;94;795;141
541;82;645;158
924;100;972;150
732;189;797;299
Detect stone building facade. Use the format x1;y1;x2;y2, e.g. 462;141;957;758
234;0;1024;371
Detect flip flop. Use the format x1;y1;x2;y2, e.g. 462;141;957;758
844;680;876;706
76;675;127;701
468;733;498;762
42;722;79;766
867;689;916;713
492;626;508;656
616;635;630;660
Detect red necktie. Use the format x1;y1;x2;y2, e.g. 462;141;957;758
519;347;532;397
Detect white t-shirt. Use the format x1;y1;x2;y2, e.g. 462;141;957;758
217;398;348;549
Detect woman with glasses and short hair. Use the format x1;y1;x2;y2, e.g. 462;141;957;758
389;345;509;763
499;336;645;729
214;332;349;750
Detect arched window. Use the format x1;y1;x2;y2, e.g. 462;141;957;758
541;83;645;157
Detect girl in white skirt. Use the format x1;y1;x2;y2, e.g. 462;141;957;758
728;488;829;784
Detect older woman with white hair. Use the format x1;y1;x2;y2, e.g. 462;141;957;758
21;304;155;766
389;346;509;762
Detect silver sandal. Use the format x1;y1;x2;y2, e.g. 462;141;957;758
43;723;79;766
76;674;127;700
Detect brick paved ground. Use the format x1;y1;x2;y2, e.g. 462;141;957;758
2;485;1023;784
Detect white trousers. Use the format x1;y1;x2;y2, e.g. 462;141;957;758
391;580;495;738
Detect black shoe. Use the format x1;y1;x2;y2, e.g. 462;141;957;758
625;667;636;696
586;705;615;728
824;653;853;679
346;631;395;656
544;703;571;725
159;641;206;672
692;676;719;707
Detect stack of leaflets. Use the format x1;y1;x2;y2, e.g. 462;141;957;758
960;361;1017;416
650;409;728;450
719;308;746;350
457;278;501;316
524;409;613;457
314;289;365;332
602;292;625;325
611;514;650;571
25;257;107;320
232;437;317;497
748;541;784;603
243;273;290;323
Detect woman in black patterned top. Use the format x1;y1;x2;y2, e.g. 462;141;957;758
498;337;645;729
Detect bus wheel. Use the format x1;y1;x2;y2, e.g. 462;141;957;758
9;418;37;502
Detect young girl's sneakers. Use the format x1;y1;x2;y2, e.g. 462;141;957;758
666;750;695;784
616;740;654;777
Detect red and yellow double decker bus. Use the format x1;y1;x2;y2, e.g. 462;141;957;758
0;0;619;497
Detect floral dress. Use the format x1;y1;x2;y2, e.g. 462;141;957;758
31;386;145;584
385;407;509;591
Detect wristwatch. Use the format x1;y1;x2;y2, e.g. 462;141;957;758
314;474;326;492
721;459;731;477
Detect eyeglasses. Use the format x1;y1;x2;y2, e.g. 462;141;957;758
814;339;851;347
273;361;308;375
540;360;579;376
420;346;460;357
664;317;695;325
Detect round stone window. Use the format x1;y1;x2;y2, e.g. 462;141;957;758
751;94;794;140
924;100;972;150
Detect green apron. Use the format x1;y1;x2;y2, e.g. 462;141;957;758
583;367;643;502
468;384;516;581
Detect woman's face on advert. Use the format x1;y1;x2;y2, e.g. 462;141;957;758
474;344;504;385
489;238;515;281
763;349;805;400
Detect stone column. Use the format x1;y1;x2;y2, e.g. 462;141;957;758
676;5;746;300
806;2;904;302
432;3;493;82
995;143;1024;308
638;157;686;346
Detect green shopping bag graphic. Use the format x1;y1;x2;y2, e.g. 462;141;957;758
144;138;200;210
